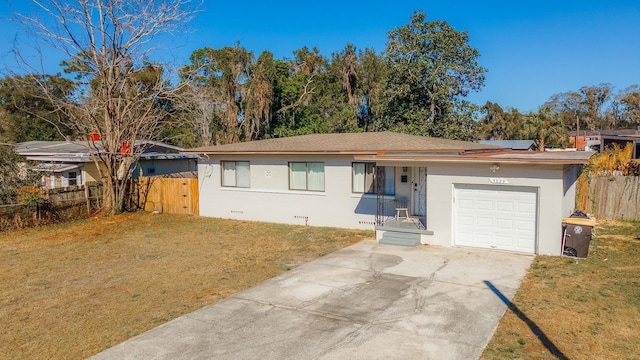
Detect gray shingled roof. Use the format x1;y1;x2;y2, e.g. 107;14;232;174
15;140;183;156
185;132;506;154
15;141;92;155
478;140;536;150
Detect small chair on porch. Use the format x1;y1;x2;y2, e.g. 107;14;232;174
395;196;409;221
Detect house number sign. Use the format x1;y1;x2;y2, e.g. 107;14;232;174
488;178;509;184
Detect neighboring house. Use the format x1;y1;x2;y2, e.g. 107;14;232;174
568;130;602;151
184;132;591;256
15;140;197;189
599;133;640;158
569;129;640;153
478;140;536;151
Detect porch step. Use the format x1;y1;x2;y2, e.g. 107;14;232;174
379;231;420;247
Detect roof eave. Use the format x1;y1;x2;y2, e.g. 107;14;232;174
182;150;380;155
356;155;590;165
182;148;501;156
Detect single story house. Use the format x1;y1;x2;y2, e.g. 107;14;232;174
15;140;197;188
184;132;592;256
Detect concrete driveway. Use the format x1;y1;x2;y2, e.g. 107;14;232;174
91;240;533;360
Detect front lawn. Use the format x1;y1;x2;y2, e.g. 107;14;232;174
482;221;640;359
0;212;373;359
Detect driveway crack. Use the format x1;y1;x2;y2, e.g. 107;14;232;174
429;258;450;280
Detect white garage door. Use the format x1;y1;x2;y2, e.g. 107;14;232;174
454;184;537;253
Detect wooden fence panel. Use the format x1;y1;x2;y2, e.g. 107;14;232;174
0;182;104;231
139;177;199;215
579;175;640;220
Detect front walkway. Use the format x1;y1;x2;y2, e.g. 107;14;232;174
90;241;533;360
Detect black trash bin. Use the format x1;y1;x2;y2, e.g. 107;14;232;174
562;212;595;258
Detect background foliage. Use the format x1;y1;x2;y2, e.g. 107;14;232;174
1;8;639;151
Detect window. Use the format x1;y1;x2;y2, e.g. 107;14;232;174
146;167;156;175
352;163;375;193
352;163;395;195
68;171;78;186
289;162;324;191
221;161;250;188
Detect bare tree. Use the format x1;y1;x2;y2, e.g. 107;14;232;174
172;83;219;147
11;0;198;215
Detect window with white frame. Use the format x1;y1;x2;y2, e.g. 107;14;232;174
352;162;374;193
289;162;325;191
352;163;395;195
221;161;250;188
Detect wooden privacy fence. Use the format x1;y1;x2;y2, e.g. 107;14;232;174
0;182;104;231
138;177;199;215
577;175;640;220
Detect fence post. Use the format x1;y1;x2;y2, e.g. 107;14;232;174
95;184;100;209
85;185;91;215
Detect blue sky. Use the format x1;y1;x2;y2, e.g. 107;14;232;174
1;0;639;113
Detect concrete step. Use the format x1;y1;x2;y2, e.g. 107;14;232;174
379;231;420;247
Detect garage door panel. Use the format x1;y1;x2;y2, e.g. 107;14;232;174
458;215;474;226
458;198;474;210
517;220;535;231
476;216;493;228
518;203;536;214
496;219;514;230
517;237;536;252
454;185;537;254
476;233;494;246
496;234;515;247
477;200;493;210
496;201;514;212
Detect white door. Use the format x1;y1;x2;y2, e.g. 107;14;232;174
411;167;427;216
454;184;537;254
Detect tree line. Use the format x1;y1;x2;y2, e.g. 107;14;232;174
1;1;639;213
482;84;640;149
1;10;488;148
3;10;640;150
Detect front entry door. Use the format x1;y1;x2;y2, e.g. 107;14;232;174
411;167;427;217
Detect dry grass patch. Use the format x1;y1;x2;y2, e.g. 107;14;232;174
0;212;373;359
482;220;640;359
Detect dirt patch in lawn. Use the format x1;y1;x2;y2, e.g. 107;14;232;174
0;212;373;359
482;220;640;359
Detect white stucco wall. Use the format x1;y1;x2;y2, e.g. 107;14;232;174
198;155;577;256
562;164;582;217
423;162;567;255
198;155;379;230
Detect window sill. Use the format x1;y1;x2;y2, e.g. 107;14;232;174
220;187;326;196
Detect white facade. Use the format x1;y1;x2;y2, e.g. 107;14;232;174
198;154;581;256
421;162;572;255
198;155;380;229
